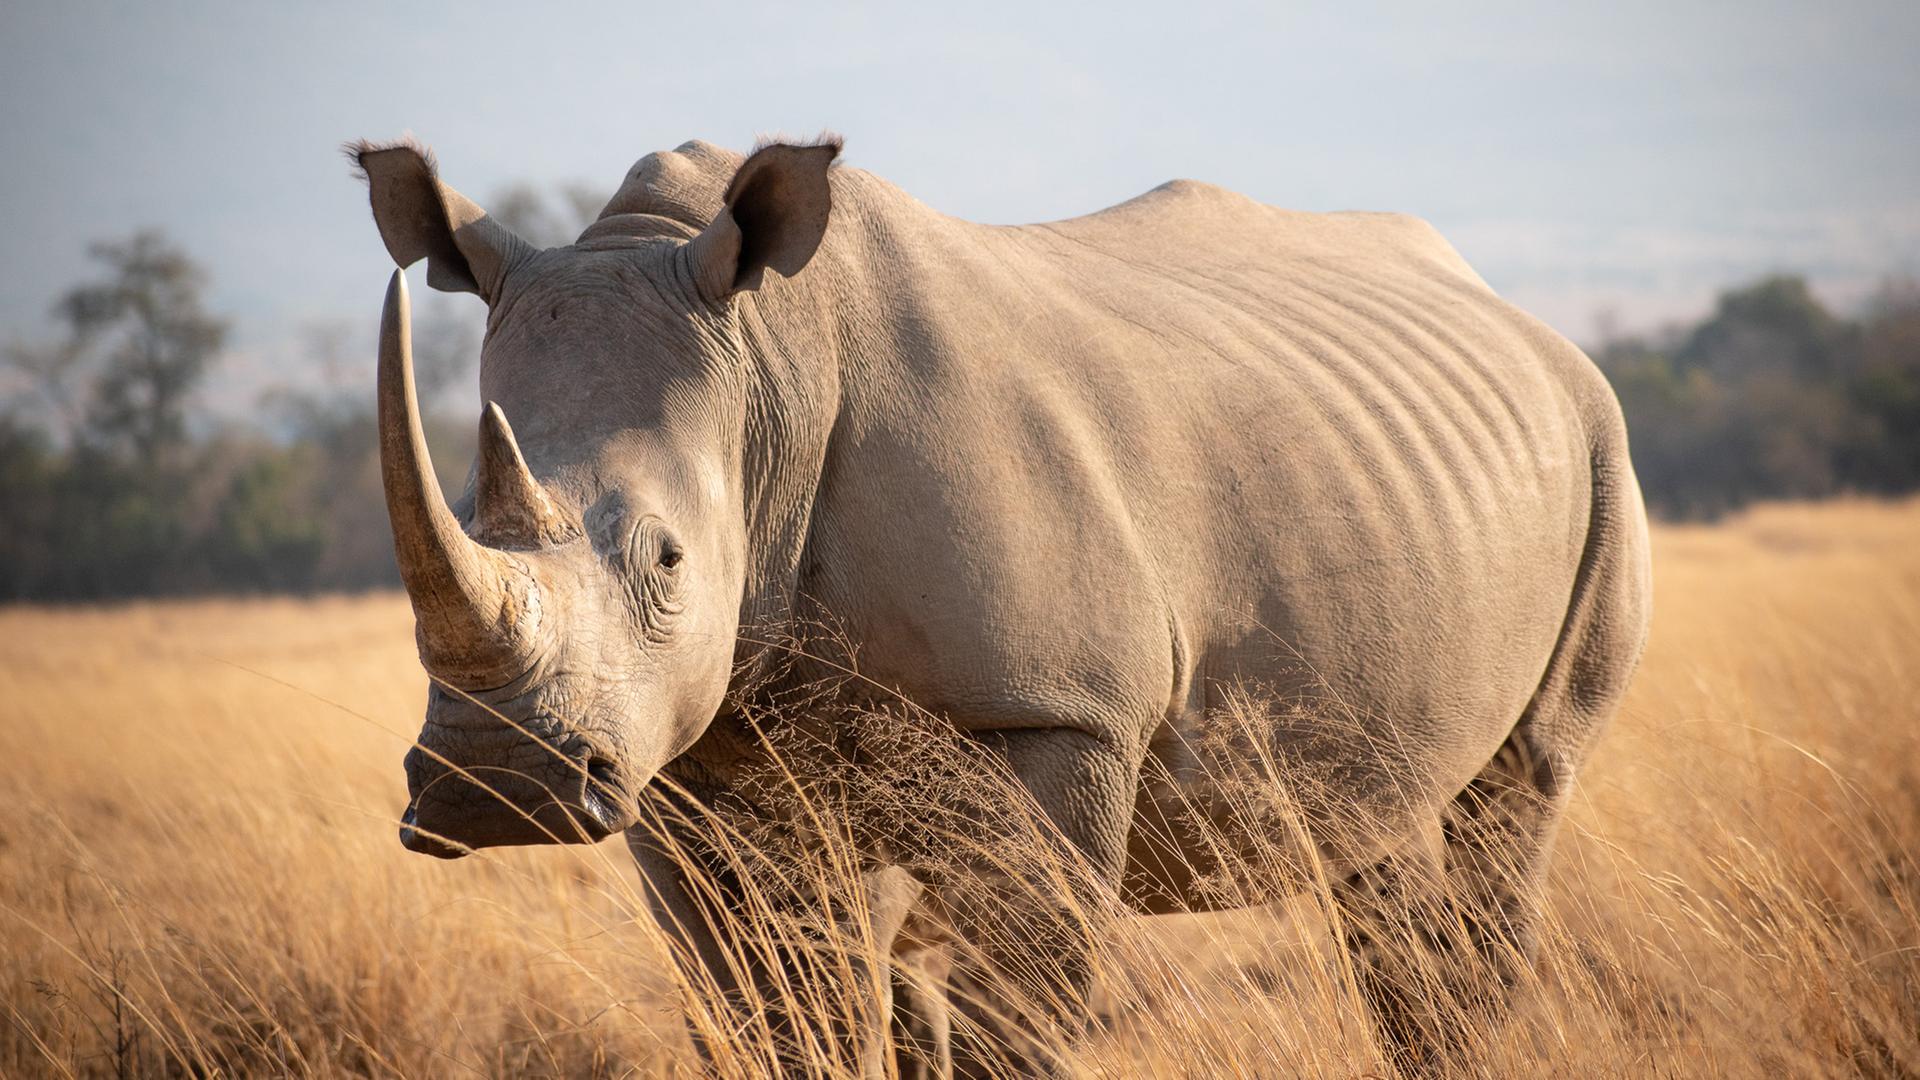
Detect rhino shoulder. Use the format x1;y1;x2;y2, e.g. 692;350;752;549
1079;177;1252;225
1322;210;1492;289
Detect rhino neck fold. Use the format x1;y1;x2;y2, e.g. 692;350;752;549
694;171;915;702
720;246;849;688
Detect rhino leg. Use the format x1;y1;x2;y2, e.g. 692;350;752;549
1331;827;1451;1067
935;727;1138;1078
627;797;923;1078
856;866;934;1078
624;818;739;1064
1333;724;1579;1071
890;939;953;1080
1339;452;1648;1070
1437;728;1571;991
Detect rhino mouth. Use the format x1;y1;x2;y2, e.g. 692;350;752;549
398;802;472;859
397;744;638;858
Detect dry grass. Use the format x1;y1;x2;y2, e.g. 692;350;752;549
3;498;1918;1077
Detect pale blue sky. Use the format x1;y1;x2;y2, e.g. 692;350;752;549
2;1;1916;412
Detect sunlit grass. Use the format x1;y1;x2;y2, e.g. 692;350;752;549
3;498;1917;1077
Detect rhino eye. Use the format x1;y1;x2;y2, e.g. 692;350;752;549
658;536;684;570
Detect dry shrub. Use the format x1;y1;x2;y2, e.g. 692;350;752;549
2;498;1917;1077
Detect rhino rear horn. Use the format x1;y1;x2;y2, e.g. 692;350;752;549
377;270;541;687
473;402;579;549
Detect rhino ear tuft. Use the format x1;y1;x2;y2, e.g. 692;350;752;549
689;136;841;302
349;137;532;300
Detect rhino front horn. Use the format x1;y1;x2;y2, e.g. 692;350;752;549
377;270;540;687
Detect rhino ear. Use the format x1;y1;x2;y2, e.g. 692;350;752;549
689;137;841;302
349;138;532;300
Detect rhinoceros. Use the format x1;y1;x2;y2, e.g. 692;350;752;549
350;133;1650;1075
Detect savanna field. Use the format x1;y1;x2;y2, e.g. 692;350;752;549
3;498;1918;1078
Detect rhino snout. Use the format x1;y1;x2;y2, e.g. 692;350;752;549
398;729;638;855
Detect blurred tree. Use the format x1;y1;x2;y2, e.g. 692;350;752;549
489;181;607;248
3;337;88;440
1597;274;1919;518
0;187;597;601
206;448;327;592
1594;347;1734;517
0;232;229;596
6;231;229;466
0;417;57;597
1677;275;1857;380
1841;278;1920;492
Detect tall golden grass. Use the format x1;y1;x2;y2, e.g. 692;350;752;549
3;497;1917;1077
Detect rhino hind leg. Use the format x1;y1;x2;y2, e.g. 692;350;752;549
1339;451;1650;1071
1437;728;1571;987
889;942;953;1080
1337;687;1637;1068
1331;727;1571;1070
1331;826;1452;1065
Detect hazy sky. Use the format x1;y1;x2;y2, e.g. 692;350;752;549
3;1;1916;412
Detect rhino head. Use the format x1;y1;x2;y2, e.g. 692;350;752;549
352;137;839;857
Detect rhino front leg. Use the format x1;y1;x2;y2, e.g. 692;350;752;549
625;816;743;1066
627;797;917;1078
937;727;1138;1078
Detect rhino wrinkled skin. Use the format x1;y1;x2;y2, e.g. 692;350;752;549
352;134;1651;1075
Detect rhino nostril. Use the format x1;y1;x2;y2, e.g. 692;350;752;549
585;755;621;793
580;755;629;833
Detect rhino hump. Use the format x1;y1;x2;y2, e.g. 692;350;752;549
599;139;745;230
